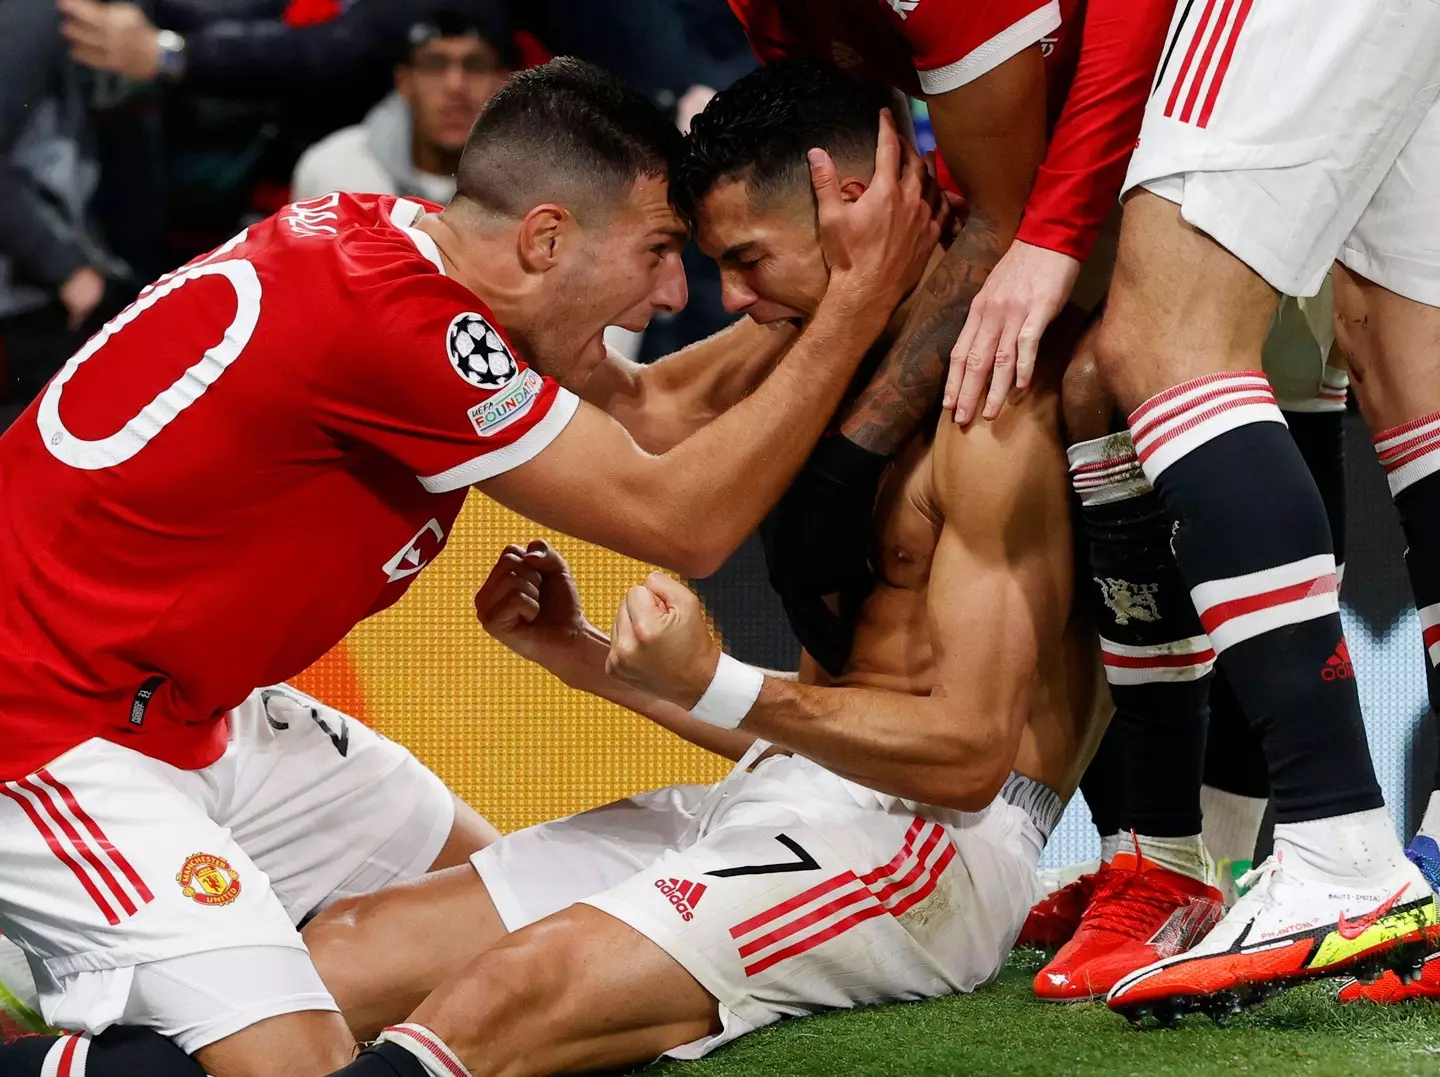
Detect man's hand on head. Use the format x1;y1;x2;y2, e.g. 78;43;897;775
945;240;1082;424
809;109;945;318
606;573;721;708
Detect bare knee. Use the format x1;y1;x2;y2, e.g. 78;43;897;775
420;915;581;1036
1061;324;1117;444
302;893;367;985
194;1010;353;1077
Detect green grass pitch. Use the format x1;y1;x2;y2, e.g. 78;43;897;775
641;949;1440;1077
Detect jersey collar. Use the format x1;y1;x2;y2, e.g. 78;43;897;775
389;198;447;276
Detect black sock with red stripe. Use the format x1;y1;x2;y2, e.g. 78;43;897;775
327;1042;429;1077
1069;433;1211;840
0;1028;204;1076
1374;413;1440;799
1130;372;1380;825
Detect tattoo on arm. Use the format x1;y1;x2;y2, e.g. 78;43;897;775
839;207;1002;454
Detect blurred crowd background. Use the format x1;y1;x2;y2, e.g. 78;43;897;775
0;0;786;430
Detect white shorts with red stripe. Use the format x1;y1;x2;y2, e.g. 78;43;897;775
1125;0;1440;302
472;750;1056;1060
0;685;454;1049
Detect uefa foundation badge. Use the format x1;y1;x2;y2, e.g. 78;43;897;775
177;853;242;907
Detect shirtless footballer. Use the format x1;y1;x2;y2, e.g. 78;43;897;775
291;63;1110;1077
0;58;940;1077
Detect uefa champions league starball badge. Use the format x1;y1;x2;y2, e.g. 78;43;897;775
446;312;519;389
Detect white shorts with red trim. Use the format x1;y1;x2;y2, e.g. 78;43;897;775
0;685;454;1048
472;751;1053;1060
1125;0;1440;302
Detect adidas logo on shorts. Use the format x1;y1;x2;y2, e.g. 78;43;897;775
654;878;707;922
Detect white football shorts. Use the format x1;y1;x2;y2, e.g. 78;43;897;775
472;747;1061;1059
1126;0;1440;303
0;685;455;1051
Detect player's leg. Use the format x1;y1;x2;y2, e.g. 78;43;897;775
335;907;722;1077
1201;311;1346;900
1198;676;1268;900
303;866;508;1040
0;740;353;1077
307;778;716;1041
1100;0;1440;1015
331;759;1053;1077
1328;114;1440;999
1028;333;1220;998
1340;269;1440;855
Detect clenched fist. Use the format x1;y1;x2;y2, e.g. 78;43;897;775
606;572;721;708
475;540;589;675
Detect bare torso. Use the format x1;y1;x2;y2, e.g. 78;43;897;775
818;414;1108;800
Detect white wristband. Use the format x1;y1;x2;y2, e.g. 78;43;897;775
689;653;765;730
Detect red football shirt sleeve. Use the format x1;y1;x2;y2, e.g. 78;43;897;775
317;273;578;493
902;0;1060;96
1015;0;1172;260
728;0;804;63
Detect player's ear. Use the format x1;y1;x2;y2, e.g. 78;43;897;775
838;177;869;206
517;204;571;273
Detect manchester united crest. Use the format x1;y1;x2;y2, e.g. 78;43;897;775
177;853;242;907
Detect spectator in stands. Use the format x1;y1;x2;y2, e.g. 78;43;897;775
291;12;510;203
56;0;695;134
0;0;130;429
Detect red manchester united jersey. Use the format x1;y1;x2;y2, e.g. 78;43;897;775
0;193;577;779
729;0;1173;262
730;0;1068;103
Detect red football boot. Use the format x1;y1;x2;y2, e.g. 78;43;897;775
1033;851;1224;1002
1018;864;1104;949
1338;951;1440;1003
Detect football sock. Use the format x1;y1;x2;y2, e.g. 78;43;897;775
1199;784;1266;873
1374;412;1440;840
1134;832;1213;883
327;1041;431;1077
0;1028;205;1076
1079;718;1125;854
1131;372;1384;827
1069;433;1212;839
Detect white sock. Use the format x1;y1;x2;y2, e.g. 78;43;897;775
1273;807;1407;882
1099;832;1126;864
1200;784;1267;868
380;1023;469;1077
1134;833;1213;884
1419;790;1440;841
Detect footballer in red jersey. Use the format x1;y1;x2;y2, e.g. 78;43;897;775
0;59;940;1077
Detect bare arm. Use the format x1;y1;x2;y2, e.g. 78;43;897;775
739;399;1071;807
838;48;1048;453
607;395;1073;810
571;319;796;454
472;542;765;761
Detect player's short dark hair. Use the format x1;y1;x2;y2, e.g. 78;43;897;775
454;57;684;224
677;60;891;217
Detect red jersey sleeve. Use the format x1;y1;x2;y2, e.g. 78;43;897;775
1015;0;1172;260
317;269;578;494
727;0;805;64
903;0;1061;96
